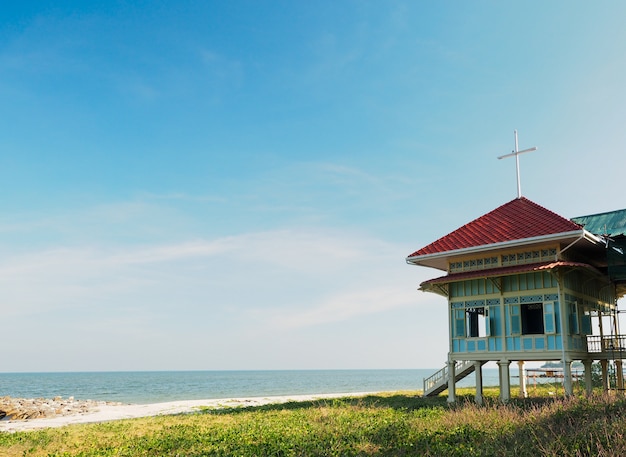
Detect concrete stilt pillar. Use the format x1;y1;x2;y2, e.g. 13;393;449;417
518;361;527;398
583;360;593;396
498;360;511;403
563;360;573;396
447;359;456;404
600;359;610;392
474;361;483;405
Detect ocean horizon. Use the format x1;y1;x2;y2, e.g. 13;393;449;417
0;369;513;404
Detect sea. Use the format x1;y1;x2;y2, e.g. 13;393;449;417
0;369;507;404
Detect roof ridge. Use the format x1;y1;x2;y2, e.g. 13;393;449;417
517;197;585;228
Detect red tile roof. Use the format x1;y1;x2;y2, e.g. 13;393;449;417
407;197;583;258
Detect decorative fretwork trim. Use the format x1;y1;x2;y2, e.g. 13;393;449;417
449;248;558;273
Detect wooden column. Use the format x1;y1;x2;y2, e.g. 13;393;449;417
498;360;511;403
583;359;593;396
563;360;573;396
474;361;483;405
518;361;527;398
616;360;624;392
600;359;610;392
447;359;456;404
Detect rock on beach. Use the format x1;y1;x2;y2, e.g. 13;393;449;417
0;396;119;421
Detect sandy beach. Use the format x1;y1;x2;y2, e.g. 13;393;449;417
0;392;375;433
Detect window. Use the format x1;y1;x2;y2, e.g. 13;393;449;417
543;302;556;334
569;303;579;334
521;303;544;334
510;304;521;335
581;310;592;334
454;309;465;337
466;307;489;337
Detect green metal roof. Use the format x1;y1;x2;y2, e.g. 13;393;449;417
573;208;626;289
572;209;626;237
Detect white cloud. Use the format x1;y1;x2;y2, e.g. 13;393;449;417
266;285;419;329
0;228;424;318
0;200;446;370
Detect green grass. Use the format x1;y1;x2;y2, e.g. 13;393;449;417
2;388;626;456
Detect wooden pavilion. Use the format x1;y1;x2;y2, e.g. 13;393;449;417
406;197;626;403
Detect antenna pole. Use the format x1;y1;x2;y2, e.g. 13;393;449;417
514;130;521;198
497;130;538;198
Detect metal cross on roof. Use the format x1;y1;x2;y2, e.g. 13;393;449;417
497;130;538;199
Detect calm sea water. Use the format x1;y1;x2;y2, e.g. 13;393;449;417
0;369;503;404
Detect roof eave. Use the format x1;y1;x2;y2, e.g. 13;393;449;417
406;230;592;271
421;260;605;288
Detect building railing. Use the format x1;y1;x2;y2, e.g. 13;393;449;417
586;335;626;353
423;359;474;394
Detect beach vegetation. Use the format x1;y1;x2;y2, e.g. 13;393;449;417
2;388;626;456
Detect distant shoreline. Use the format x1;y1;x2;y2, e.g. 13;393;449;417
0;392;382;433
0;369;449;404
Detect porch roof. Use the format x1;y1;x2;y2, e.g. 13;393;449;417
419;260;600;288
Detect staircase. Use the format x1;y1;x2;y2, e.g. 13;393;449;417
423;360;485;397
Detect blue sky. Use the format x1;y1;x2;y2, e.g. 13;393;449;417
1;1;626;372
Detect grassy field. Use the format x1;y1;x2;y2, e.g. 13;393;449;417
1;387;626;456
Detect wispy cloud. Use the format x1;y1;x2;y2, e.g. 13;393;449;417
139;191;227;203
0;228;420;322
265;284;420;329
